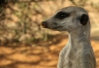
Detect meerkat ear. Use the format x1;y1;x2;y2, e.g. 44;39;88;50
79;14;89;25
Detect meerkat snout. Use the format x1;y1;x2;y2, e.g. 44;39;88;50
41;21;48;28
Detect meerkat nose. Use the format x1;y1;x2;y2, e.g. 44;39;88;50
41;21;48;28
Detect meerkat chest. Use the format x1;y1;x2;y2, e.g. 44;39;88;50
63;45;82;68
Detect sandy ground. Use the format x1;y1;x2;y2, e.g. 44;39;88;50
0;34;99;68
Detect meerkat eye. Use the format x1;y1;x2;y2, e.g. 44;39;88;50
55;12;70;19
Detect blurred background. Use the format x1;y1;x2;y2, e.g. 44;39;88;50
0;0;99;68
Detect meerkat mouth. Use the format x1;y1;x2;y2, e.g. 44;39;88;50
53;26;63;29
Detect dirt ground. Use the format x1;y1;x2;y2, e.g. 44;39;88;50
0;34;99;68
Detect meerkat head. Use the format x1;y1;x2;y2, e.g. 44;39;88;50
41;6;89;32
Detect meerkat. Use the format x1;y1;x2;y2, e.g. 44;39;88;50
41;6;96;68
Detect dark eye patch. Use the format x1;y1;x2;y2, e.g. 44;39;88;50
54;12;70;19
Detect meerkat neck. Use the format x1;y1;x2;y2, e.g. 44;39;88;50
70;28;85;38
68;28;90;47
